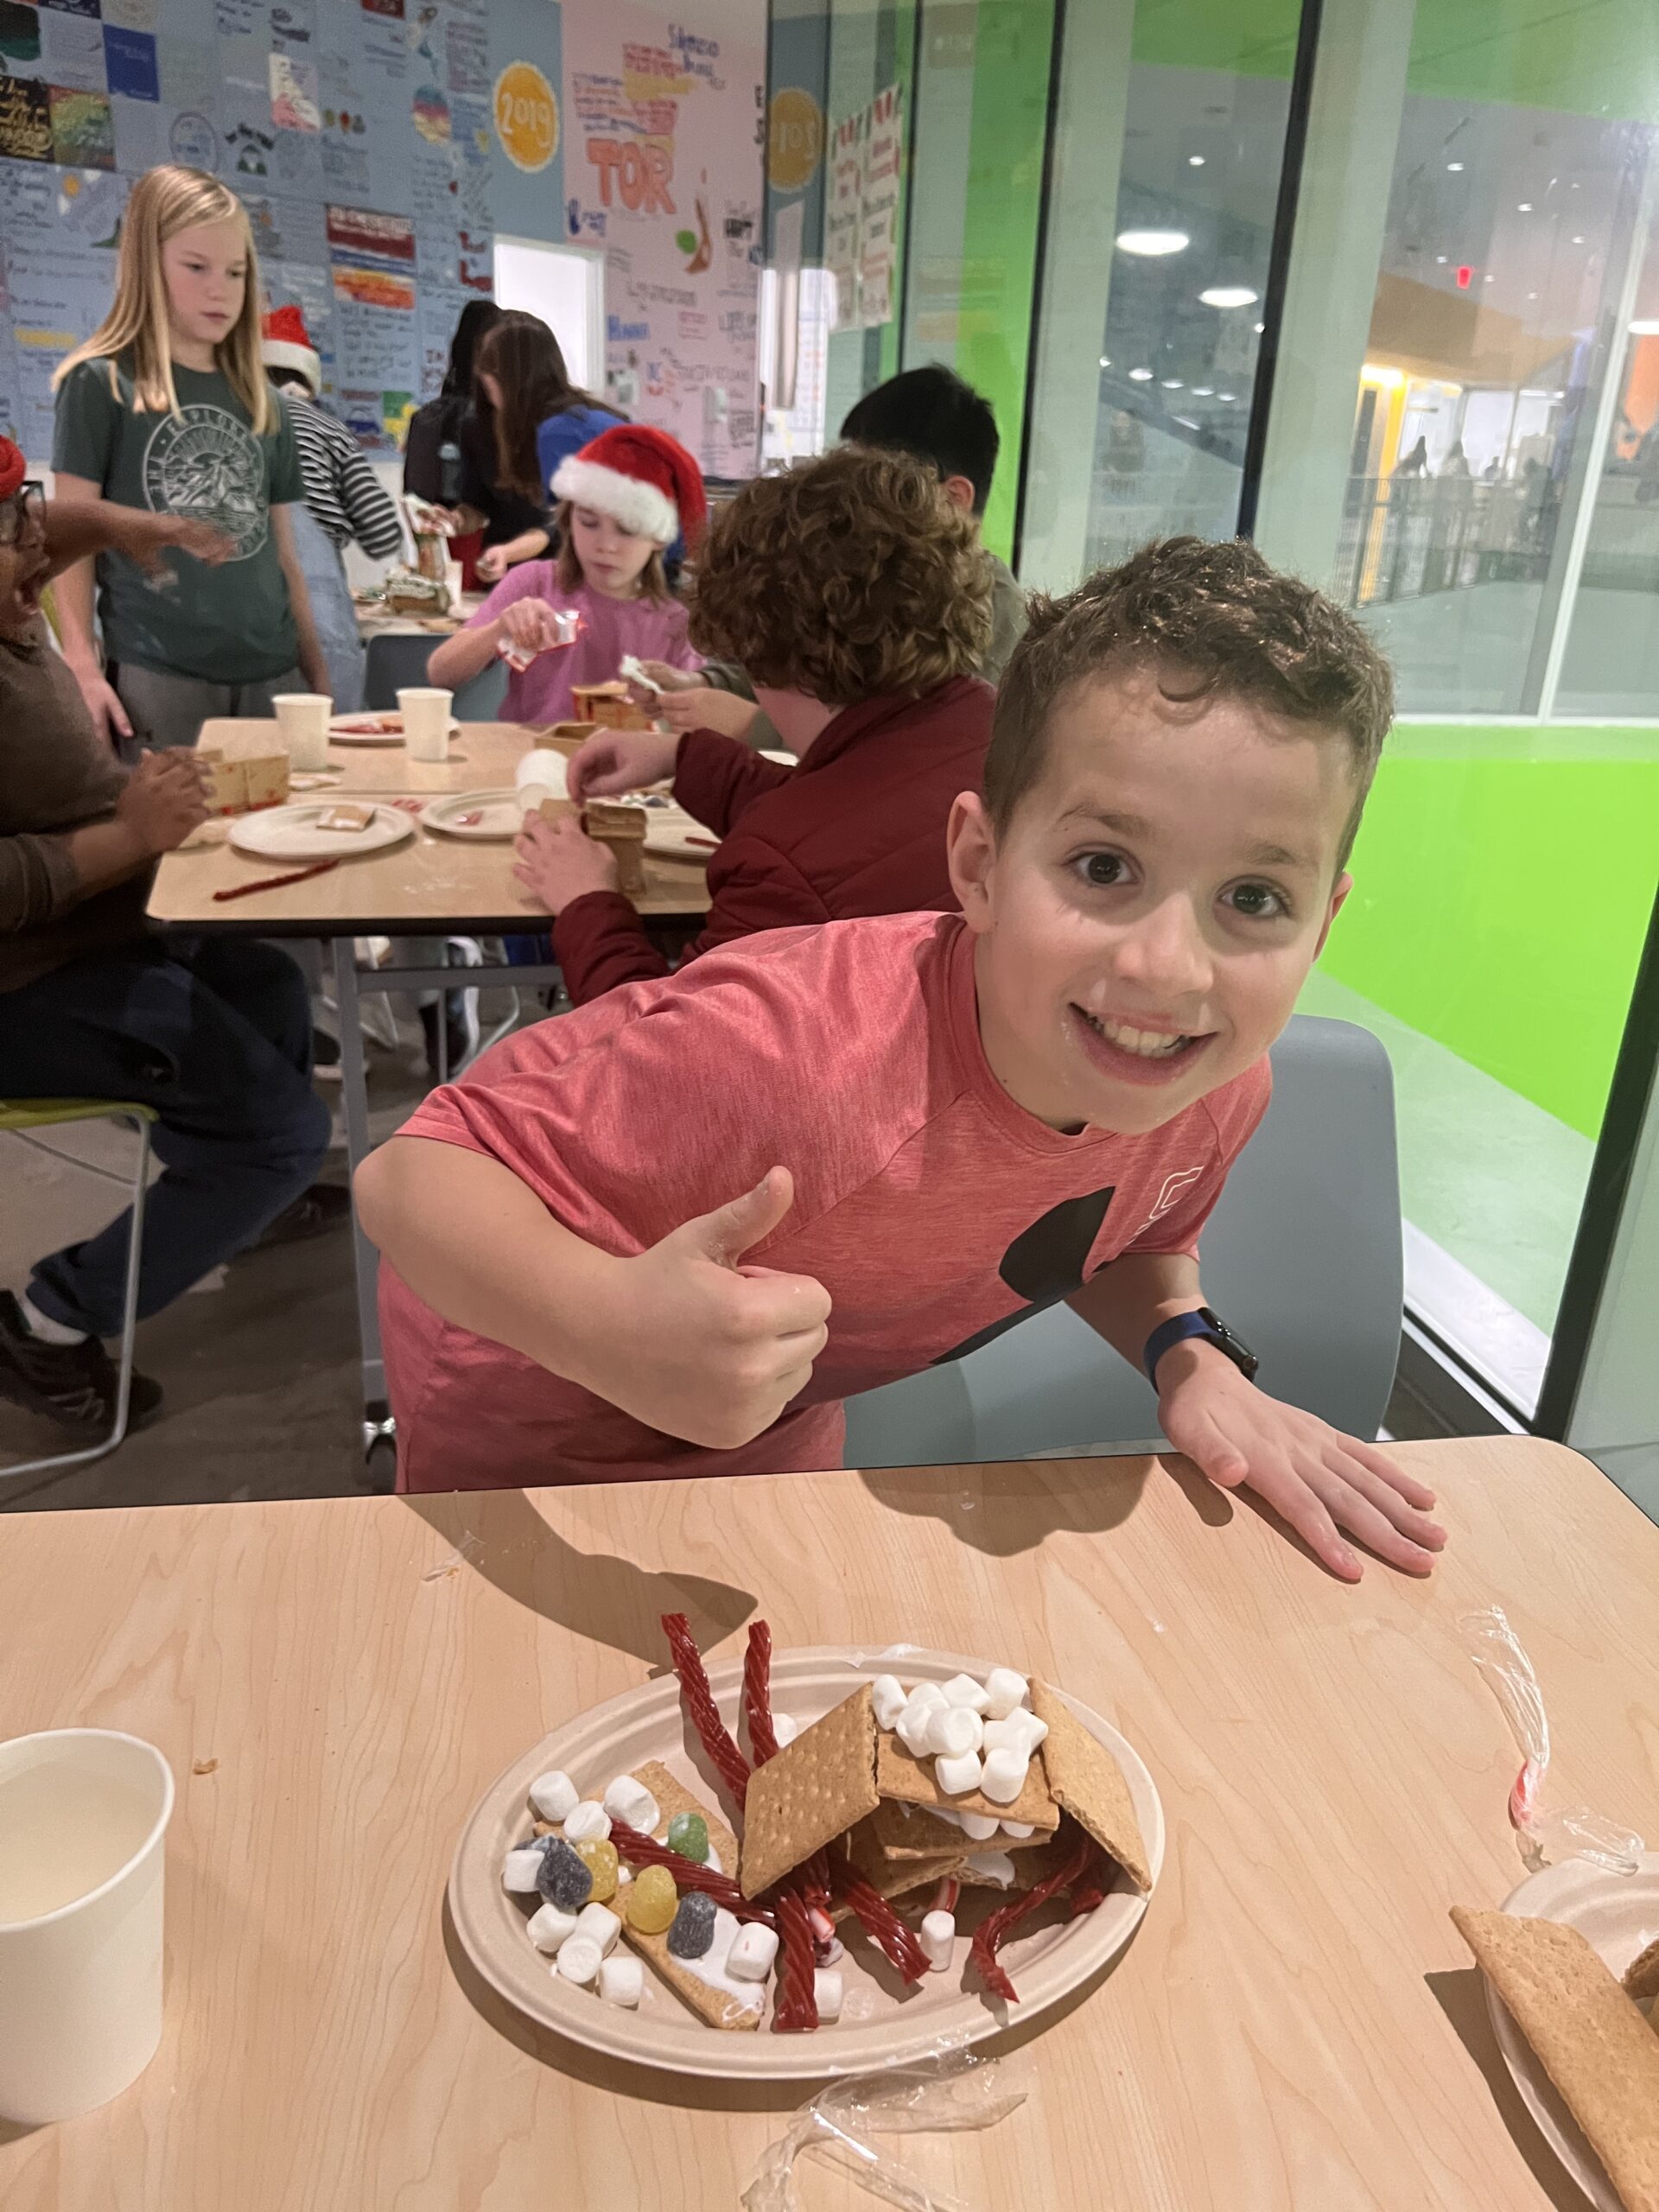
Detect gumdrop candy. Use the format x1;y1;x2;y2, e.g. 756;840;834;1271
625;1862;677;1934
666;1891;716;1960
575;1838;620;1901
536;1837;594;1911
665;1811;709;1864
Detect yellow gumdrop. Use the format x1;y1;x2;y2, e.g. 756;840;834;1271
575;1838;619;1902
626;1862;678;1934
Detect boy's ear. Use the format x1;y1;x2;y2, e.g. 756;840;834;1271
940;474;977;513
947;791;999;931
1313;869;1352;961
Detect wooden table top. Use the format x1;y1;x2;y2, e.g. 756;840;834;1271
3;1437;1653;2212
150;725;711;934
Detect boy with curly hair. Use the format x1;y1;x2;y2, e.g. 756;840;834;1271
512;445;996;1003
359;537;1446;1586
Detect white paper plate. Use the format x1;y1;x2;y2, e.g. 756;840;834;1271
228;803;416;861
1482;1853;1659;2210
421;790;522;840
327;713;461;745
760;748;796;766
448;1643;1162;2082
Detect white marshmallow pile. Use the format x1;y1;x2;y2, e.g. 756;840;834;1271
601;1774;661;1834
870;1667;1046;1808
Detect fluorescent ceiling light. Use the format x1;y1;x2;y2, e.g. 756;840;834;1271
1116;228;1189;257
1630;318;1659;335
1192;385;1214;396
1128;366;1154;380
1098;356;1111;367
1160;378;1183;388
1517;202;1533;212
1187;155;1205;167
1199;285;1258;308
1446;161;1464;172
1361;362;1406;388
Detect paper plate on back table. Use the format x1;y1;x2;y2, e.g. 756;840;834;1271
229;803;415;861
448;1643;1163;2082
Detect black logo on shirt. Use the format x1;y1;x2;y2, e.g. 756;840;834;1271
932;1187;1116;1364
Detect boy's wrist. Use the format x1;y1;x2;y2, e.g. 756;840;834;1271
1153;1334;1242;1402
526;1241;633;1395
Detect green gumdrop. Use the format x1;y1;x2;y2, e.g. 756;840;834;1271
666;1811;709;1864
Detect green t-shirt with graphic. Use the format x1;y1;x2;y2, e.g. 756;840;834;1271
53;357;304;683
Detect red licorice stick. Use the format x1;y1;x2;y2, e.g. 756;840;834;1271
771;1889;819;2032
662;1612;751;1814
969;1836;1098;2003
743;1620;780;1765
824;1845;930;1985
608;1821;775;1927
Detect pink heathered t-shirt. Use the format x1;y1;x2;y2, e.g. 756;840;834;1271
380;912;1272;1491
467;561;701;721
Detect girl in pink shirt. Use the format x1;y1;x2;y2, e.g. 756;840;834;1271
426;423;704;721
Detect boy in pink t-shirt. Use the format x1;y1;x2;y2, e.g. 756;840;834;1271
358;538;1446;1583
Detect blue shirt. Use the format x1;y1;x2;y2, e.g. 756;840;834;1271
535;404;626;503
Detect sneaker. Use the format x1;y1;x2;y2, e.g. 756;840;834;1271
257;1183;353;1248
311;1027;343;1082
0;1290;162;1433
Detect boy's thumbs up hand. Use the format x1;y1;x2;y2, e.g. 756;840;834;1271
591;1168;831;1451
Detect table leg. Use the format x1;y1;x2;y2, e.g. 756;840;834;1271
333;937;388;1422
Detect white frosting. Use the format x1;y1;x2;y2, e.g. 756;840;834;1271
890;1801;1029;1843
670;1906;765;2014
963;1850;1018;1888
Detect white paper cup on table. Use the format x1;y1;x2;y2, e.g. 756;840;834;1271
399;686;453;761
270;691;333;771
442;559;464;610
514;745;568;819
0;1730;175;2125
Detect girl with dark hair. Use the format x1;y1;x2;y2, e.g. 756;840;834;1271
402;298;501;504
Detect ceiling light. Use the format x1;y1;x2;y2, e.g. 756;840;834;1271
1527;290;1538;301
1484;273;1495;283
1361;362;1406;388
1517;202;1532;212
1252;321;1265;334
1098;356;1111;368
1446;161;1464;173
1192;385;1214;396
1436;255;1447;264
1572;234;1585;245
1188;155;1205;167
1199;285;1259;308
1218;392;1235;402
1630;319;1659;335
1160;378;1184;389
1116;228;1190;257
1128;366;1154;380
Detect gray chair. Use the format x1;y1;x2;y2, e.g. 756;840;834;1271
841;1015;1403;1469
362;632;507;721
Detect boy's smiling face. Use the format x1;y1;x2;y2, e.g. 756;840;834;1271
950;664;1357;1135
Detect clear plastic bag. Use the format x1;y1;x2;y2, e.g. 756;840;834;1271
1461;1605;1643;1875
743;2040;1032;2212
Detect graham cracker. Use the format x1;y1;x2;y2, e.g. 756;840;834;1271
957;1827;1082;1891
579;800;649;895
1452;1907;1659;2211
540;1760;757;2031
1030;1681;1152;1894
572;681;653;730
741;1686;880;1898
241;753;290;810
874;1729;1059;1834
838;1815;961;1914
868;1796;1049;1862
1624;1936;1659;2013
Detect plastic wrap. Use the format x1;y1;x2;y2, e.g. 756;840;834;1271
743;2043;1031;2212
1461;1605;1643;1874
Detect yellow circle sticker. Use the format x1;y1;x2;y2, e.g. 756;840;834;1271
493;61;558;175
767;87;823;194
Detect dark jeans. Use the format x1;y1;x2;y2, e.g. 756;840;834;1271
0;938;330;1338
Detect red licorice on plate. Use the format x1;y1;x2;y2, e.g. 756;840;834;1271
662;1612;752;1814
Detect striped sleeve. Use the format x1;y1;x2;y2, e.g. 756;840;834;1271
284;393;404;558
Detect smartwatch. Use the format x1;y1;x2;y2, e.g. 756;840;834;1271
1143;1306;1259;1389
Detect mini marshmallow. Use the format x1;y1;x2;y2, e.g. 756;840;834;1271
923;1704;983;1760
982;1712;1047;1757
981;1746;1030;1805
869;1674;908;1730
556;1936;603;1986
958;1811;1001;1842
563;1800;613;1844
934;1749;983;1796
527;1903;579;1954
1001;1820;1036;1840
919;1910;957;1972
601;1776;659;1833
983;1668;1030;1721
599;1954;644;2007
895;1700;937;1757
906;1681;948;1711
772;1713;798;1748
529;1770;579;1823
502;1847;546;1893
813;1968;845;2021
965;1851;1018;1888
575;1902;621;1957
941;1674;992;1714
726;1923;781;1982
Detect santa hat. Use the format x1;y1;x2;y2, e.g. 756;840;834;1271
552;424;706;549
261;304;321;396
0;435;24;502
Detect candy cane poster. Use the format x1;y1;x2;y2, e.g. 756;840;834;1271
562;0;765;478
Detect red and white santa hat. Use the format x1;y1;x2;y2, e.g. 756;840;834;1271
0;434;25;503
552;423;707;549
261;304;321;397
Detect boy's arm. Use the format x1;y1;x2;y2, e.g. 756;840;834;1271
353;1140;831;1450
1067;1252;1445;1581
270;505;330;694
672;726;795;838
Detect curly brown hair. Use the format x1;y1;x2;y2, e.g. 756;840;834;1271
985;537;1395;868
688;446;992;702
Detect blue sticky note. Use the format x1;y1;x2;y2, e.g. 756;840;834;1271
104;24;160;102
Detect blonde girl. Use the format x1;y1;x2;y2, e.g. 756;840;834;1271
52;164;327;748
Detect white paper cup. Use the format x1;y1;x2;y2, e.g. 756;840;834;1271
270;691;333;771
399;686;453;761
0;1730;175;2125
442;559;464;610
